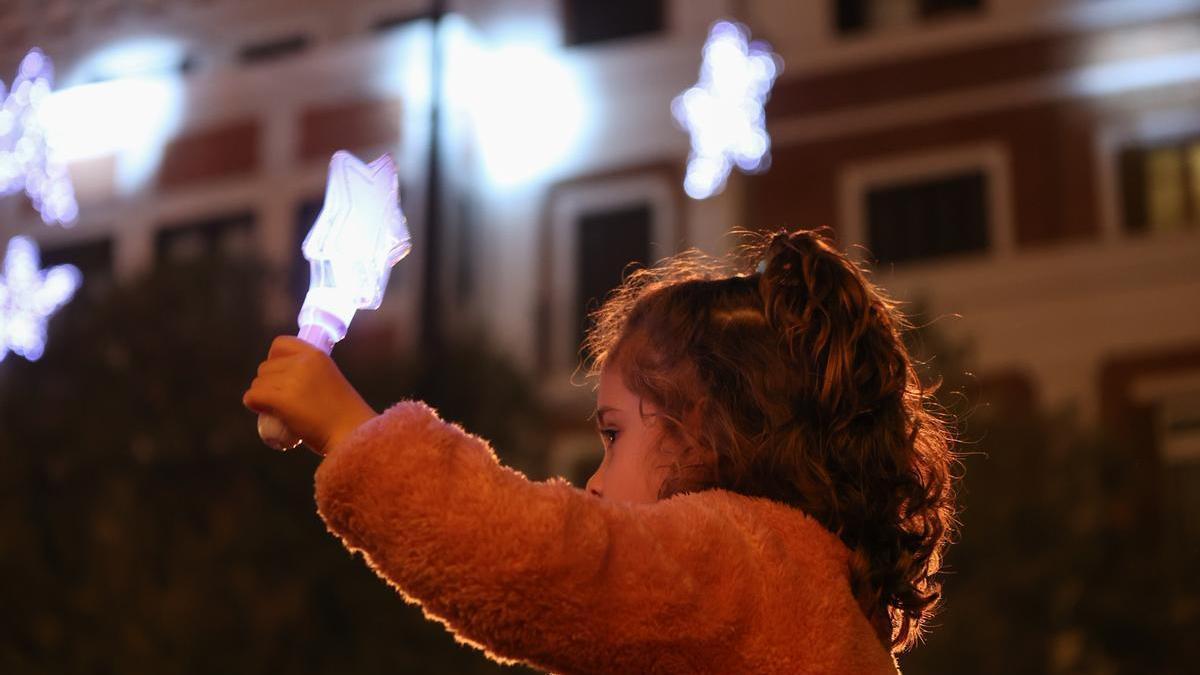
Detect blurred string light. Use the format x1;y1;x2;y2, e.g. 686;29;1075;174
0;49;79;225
672;21;781;200
64;37;190;84
40;37;187;195
444;16;589;187
0;235;81;362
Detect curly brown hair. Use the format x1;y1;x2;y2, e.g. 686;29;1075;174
582;227;960;654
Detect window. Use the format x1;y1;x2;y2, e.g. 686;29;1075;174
156;211;256;264
291;198;324;305
575;204;652;350
919;0;983;17
866;170;989;264
41;238;115;303
543;167;680;374
1161;391;1200;464
834;0;983;35
1156;389;1200;549
1127;370;1200;556
839;142;1013;266
562;0;664;46
835;0;870;33
238;35;310;65
1119;136;1200;234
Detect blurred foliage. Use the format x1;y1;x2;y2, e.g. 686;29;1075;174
0;256;544;674
899;313;1200;675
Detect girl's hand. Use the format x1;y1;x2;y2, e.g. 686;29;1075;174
243;336;378;456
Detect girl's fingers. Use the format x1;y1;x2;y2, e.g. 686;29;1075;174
256;358;292;377
268;335;312;359
242;388;266;413
242;384;268;413
243;379;285;414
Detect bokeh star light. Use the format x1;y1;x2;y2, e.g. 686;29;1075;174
0;49;80;226
0;235;81;362
672;21;781;200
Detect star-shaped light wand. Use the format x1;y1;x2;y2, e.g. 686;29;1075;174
257;151;412;450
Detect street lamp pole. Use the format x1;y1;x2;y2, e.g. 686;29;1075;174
420;0;446;356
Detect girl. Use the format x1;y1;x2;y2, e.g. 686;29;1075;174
243;228;959;674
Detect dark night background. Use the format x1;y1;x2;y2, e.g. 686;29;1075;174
2;0;1199;673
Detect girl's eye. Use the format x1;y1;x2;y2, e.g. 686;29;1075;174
600;429;618;446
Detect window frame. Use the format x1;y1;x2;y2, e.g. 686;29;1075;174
560;0;667;47
39;235;116;279
1097;106;1200;242
837;141;1015;265
1128;367;1200;549
1131;371;1200;465
154;210;258;264
543;169;681;376
833;0;985;37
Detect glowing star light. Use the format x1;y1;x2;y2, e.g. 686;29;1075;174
257;151;412;450
0;49;79;225
672;21;781;200
0;236;81;362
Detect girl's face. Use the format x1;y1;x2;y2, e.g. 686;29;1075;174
585;366;670;503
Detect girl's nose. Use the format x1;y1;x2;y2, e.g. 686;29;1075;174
585;469;603;498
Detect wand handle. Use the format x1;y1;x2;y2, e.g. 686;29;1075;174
257;324;337;451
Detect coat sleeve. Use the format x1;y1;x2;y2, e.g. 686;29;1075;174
313;400;765;674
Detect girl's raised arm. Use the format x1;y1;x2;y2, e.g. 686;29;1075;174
314;400;778;674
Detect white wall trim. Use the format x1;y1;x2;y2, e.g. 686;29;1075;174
774;0;1200;80
837;141;1015;263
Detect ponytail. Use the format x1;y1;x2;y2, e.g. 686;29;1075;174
752;228;957;652
756;230;909;435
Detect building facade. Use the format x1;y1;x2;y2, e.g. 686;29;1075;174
2;0;1198;489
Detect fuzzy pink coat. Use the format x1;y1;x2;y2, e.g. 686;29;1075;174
314;400;902;675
